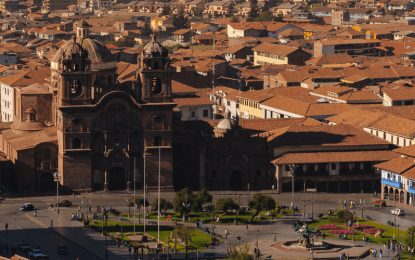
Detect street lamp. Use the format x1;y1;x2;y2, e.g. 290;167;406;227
311;192;314;219
53;173;61;214
289;164;297;215
300;199;309;219
104;213;108;259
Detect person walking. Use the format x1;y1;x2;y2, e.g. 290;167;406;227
340;252;343;260
225;228;228;239
272;185;275;191
379;248;382;257
13;212;16;220
5;223;8;231
34;210;37;217
246;224;248;232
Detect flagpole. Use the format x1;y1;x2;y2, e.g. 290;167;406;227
134;156;136;234
158;146;161;245
144;150;146;234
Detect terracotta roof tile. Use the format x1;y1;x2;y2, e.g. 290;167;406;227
252;43;300;56
374;157;415;174
272;150;399;165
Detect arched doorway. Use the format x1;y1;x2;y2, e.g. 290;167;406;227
230;170;242;190
384;186;389;199
110;167;125;190
294;179;304;192
40;172;54;191
173;168;187;191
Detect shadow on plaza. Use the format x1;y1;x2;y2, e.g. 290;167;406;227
0;227;111;260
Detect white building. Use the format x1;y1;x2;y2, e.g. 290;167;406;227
0;51;17;66
1;81;13;122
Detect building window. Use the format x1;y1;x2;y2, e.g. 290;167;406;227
72;138;81;149
212;170;217;178
43;149;51;161
285;165;290;171
331;163;336;170
191;111;196;117
73;118;80;126
203;110;208;117
154;135;162;146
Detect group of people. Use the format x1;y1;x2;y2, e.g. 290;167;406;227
369;248;382;257
71;213;81;221
344;200;356;210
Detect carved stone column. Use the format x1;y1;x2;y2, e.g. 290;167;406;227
103;131;109;153
104;164;109;191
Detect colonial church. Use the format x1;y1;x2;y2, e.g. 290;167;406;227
0;20;175;192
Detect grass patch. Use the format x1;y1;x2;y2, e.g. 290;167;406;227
309;215;408;245
86;219;212;251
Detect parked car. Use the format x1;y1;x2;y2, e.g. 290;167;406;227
18;241;30;252
19;203;34;211
58;245;69;255
53;200;72;207
391;208;406;216
373;200;386;207
28;248;48;259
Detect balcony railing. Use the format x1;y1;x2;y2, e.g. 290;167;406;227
381;178;403;189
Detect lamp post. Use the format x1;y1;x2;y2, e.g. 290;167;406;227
53;173;61;214
311;192;314;219
361;190;364;219
256;230;259;260
411;231;414;260
289;164;297;215
300;199;309;219
104;213;108;259
398;224;400;246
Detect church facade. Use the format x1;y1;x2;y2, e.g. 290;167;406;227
0;20;176;192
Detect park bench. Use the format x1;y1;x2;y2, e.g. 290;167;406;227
387;221;393;226
366;216;370;220
171;217;177;221
110;235;114;239
368;238;372;242
148;221;156;225
340;235;346;239
216;234;222;238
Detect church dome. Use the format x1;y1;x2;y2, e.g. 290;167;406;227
51;37;115;64
143;35;167;55
216;118;235;130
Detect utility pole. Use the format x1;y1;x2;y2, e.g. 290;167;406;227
134;157;136;234
158;146;161;245
289;164;297;215
311;192;314;219
361;190;364;219
54;172;61;214
144;150;146;234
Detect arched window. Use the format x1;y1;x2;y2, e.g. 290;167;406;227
73;118;80;126
154;62;159;70
71;80;82;96
43;149;51;161
256;169;261;177
94;80;101;93
73;63;79;71
73;138;81;149
113;130;121;143
154;136;162;146
94;132;100;139
152;78;162;94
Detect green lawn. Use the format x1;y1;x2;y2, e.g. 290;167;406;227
309;216;408;246
86;219;213;251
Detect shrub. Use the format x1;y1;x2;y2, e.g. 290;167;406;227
317;224;338;230
330;229;356;235
336;210;353;221
238;207;246;215
343;223;371;229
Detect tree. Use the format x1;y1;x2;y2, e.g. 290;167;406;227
173;187;197;215
230;15;239;22
151;197;173;213
216;198;239;213
227;1;235;17
140;22;152;37
248;194;275;212
248;0;259;21
404;226;415;247
255;11;274;21
196;188;212;204
174;225;196;258
162;4;170;15
228;243;253;260
173;14;189;29
127;196;149;207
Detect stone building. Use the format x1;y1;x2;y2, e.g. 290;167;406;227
0;20;176;192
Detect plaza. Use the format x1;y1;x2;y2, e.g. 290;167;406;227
0;189;413;259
